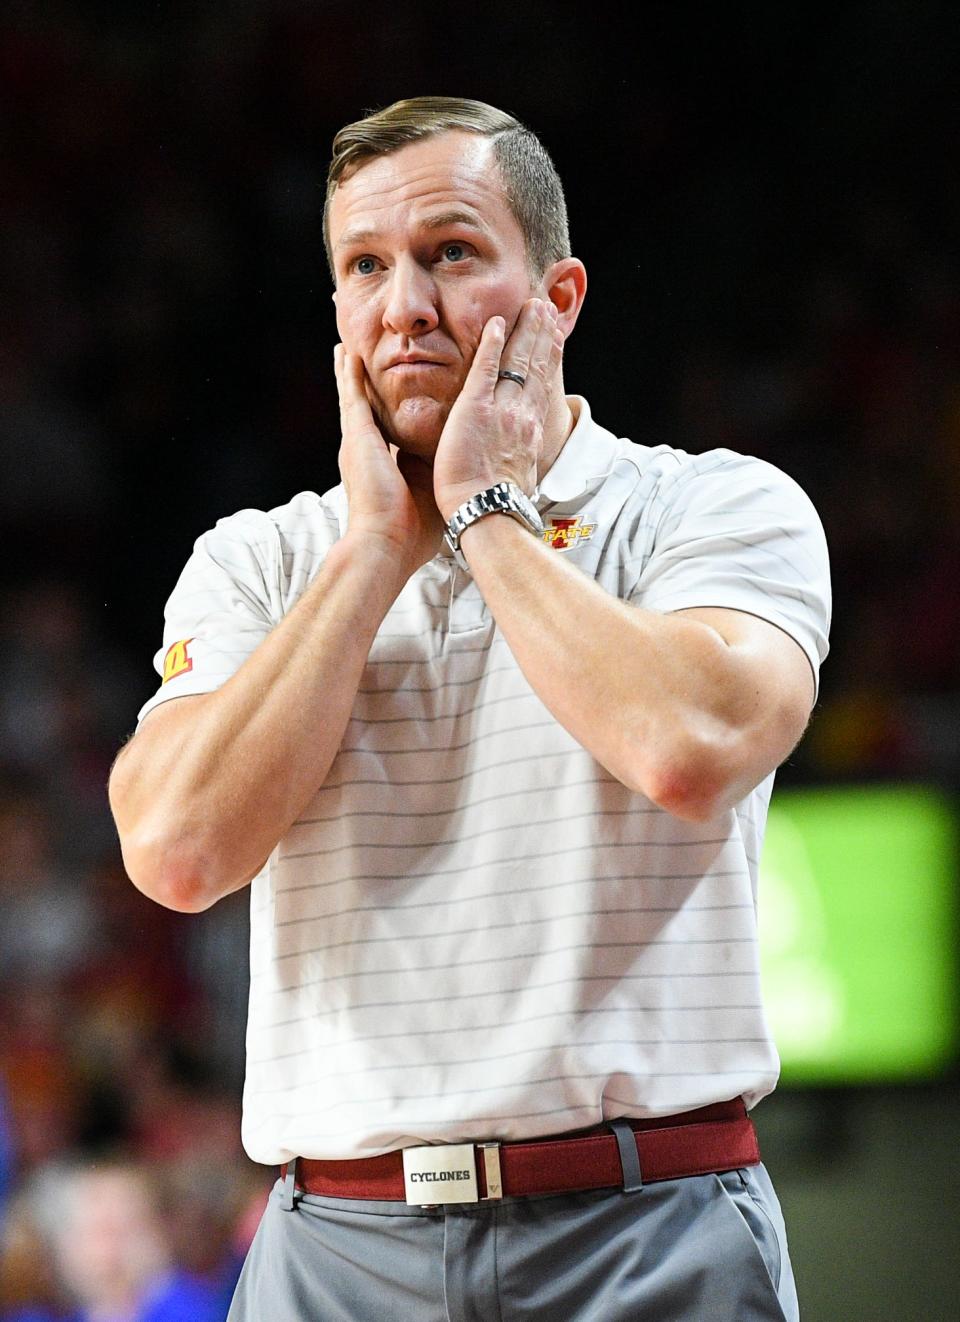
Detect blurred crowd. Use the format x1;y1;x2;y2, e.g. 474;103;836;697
0;591;263;1320
1;2;956;1317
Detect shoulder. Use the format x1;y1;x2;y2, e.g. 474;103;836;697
569;401;812;514
616;438;812;502
620;442;824;536
586;417;823;544
201;487;343;547
186;487;346;573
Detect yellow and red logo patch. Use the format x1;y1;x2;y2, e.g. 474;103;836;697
541;517;596;550
162;638;194;684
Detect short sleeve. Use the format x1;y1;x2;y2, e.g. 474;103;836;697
137;509;284;724
633;451;831;694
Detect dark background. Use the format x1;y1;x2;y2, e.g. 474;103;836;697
1;2;958;1318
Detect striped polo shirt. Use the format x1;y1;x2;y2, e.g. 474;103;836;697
140;396;831;1164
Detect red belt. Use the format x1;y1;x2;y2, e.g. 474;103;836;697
282;1099;759;1203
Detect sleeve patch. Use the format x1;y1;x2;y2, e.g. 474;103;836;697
162;639;194;683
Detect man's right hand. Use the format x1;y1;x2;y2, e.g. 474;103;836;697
335;345;444;578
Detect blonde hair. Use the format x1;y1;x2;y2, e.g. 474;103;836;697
324;96;571;278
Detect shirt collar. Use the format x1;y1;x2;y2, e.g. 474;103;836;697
534;396;621;509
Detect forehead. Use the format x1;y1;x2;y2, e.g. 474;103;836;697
329;131;520;249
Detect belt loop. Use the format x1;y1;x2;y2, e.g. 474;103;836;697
609;1118;643;1194
280;1158;300;1212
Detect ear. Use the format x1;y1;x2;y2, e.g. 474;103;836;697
541;258;587;340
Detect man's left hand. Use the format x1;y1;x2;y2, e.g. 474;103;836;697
432;298;564;522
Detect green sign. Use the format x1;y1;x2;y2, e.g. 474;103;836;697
759;785;958;1082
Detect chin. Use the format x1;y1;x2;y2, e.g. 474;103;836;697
377;395;449;459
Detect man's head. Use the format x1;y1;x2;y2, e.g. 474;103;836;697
325;97;586;457
47;1163;169;1312
323;97;571;282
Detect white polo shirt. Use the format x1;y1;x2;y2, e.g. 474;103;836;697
140;397;831;1164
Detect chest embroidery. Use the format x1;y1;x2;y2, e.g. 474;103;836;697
542;516;596;550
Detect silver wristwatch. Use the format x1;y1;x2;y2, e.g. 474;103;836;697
443;482;544;570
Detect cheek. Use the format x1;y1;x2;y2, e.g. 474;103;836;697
459;290;511;350
334;293;374;352
465;283;528;344
459;305;485;354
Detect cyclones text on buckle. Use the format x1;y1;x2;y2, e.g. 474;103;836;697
403;1143;479;1205
401;1141;503;1206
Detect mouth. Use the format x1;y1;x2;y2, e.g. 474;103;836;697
386;364;449;380
385;359;448;374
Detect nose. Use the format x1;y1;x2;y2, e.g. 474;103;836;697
381;258;440;337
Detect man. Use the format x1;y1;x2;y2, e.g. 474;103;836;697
20;1161;226;1322
109;97;830;1320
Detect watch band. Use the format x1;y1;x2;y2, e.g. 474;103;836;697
443;482;544;570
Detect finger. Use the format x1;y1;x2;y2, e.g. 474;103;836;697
496;298;546;386
334;344;364;412
497;300;560;407
523;299;563;397
335;345;381;437
460;315;506;398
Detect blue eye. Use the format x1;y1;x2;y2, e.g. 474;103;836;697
442;243;467;262
355;257;377;275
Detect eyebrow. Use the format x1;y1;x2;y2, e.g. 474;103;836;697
421;209;487;232
334;209;489;253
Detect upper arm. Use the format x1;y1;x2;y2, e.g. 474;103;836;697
119;691;210;751
136;691;211;731
676;604;816;763
134;510;282;728
110;693;212;809
633;452;831;704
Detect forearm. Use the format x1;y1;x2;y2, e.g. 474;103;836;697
458;515;799;820
110;530;407;910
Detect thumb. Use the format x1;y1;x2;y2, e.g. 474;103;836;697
335;345;384;443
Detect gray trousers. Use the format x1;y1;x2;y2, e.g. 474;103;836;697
228;1162;799;1321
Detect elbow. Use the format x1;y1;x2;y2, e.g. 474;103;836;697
110;768;242;912
643;762;728;823
631;730;736;823
638;717;789;822
119;830;225;913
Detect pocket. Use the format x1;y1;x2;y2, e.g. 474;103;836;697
714;1168;783;1294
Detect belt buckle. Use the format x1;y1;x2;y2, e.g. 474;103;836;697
402;1141;503;1206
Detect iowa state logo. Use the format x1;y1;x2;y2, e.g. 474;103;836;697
541;516;596;550
162;639;194;683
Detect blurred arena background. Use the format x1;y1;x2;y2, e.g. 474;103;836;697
0;2;957;1318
